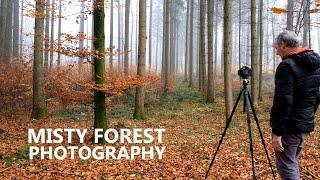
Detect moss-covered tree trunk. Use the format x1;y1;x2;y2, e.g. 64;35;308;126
109;0;114;69
93;0;107;142
251;0;258;104
32;0;46;119
13;0;20;58
93;1;106;122
133;0;146;120
3;0;12;64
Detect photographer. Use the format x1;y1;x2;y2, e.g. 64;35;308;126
270;31;320;180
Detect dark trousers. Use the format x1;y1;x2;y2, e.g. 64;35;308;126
275;133;308;180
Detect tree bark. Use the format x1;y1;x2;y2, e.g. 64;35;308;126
223;0;233;119
13;0;19;58
44;0;50;68
32;0;46;119
163;0;170;95
148;0;153;72
287;0;294;31
93;0;107;142
0;0;7;62
124;0;130;75
133;0;146;119
109;0;114;68
184;0;190;81
79;0;85;68
57;0;62;67
251;0;258;104
199;0;206;94
258;0;263;101
188;0;194;88
49;0;54;69
207;0;214;103
3;0;12;64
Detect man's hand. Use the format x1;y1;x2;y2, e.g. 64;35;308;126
272;135;284;152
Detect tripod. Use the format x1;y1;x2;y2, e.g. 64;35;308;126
204;79;276;180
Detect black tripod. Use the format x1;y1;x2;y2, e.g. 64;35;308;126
204;79;276;180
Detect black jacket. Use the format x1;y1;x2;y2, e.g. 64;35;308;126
270;50;320;136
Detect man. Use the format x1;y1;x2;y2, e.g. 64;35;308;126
270;31;320;180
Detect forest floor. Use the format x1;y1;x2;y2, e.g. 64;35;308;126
0;81;319;179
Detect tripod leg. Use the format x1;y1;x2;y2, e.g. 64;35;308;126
248;92;277;180
204;88;245;180
244;91;257;180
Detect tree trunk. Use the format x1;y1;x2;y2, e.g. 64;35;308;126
109;0;114;68
79;0;85;68
118;0;121;68
13;0;19;58
148;0;153;72
44;0;50;68
199;0;206;94
238;0;241;70
93;0;107;142
20;0;24;61
163;0;170;95
184;0;190;81
124;0;130;75
188;0;194;88
32;0;46;119
258;0;263;101
3;0;12;64
207;0;214;103
287;0;294;31
302;0;310;47
49;0;54;69
251;0;258;104
0;0;7;62
223;0;233;119
133;0;146;119
57;0;62;67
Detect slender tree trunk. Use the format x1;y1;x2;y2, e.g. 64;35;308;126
79;0;85;68
251;0;258;104
134;0;146;119
207;0;214;103
184;0;190;81
223;0;233;119
44;0;50;68
118;0;121;68
199;0;206;93
13;0;19;58
287;0;294;30
302;0;310;47
155;27;159;73
188;0;194;88
109;0;114;68
3;0;12;64
32;0;46;119
163;0;170;95
124;0;130;75
272;13;276;74
148;0;153;72
57;0;62;67
93;0;107;142
20;0;24;61
161;0;166;79
258;0;263;101
49;0;54;69
238;0;241;70
0;0;7;62
130;10;134;66
214;1;218;89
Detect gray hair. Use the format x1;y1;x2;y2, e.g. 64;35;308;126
275;31;300;48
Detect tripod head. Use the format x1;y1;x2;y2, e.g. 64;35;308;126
242;79;250;87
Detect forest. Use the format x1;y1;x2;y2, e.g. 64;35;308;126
0;0;319;179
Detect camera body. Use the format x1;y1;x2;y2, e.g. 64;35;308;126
238;66;252;79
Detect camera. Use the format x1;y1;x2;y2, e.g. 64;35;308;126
238;66;252;79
